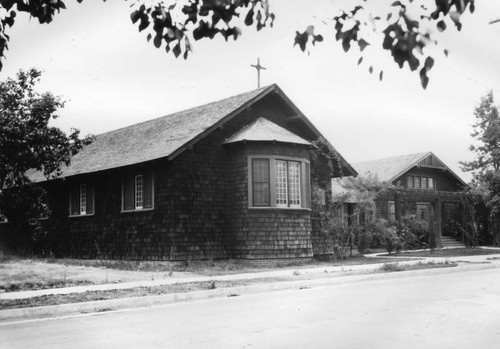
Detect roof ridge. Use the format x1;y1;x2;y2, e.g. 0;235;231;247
92;84;274;139
351;152;429;165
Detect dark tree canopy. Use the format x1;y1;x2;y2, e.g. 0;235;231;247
0;69;93;234
461;92;500;216
0;0;477;88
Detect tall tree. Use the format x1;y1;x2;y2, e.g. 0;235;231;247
461;92;500;216
0;0;478;88
0;68;92;250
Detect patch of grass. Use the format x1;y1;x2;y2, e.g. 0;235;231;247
379;261;457;273
391;248;500;258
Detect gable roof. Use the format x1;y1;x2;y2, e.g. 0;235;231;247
351;152;467;187
30;84;356;181
224;117;311;145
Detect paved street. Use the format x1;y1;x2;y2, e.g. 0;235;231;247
1;268;500;349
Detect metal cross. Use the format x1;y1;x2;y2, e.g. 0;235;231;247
250;57;266;88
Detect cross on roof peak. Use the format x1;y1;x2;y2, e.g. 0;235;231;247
250;57;266;88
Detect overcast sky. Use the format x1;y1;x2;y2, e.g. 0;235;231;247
2;0;500;182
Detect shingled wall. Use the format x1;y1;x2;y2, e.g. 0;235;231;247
1;94;317;260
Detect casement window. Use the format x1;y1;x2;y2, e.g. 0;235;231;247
122;173;154;212
248;156;310;209
69;183;94;217
388;201;396;221
407;175;436;190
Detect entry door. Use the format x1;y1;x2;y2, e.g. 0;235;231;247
416;203;430;223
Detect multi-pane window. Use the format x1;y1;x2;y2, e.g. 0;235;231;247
80;184;87;214
70;183;94;216
388;201;396;221
252;159;270;206
288;161;301;207
135;175;143;209
275;160;289;207
407;175;436;190
123;173;154;211
249;157;309;209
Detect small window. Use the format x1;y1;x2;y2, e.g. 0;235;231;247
428;178;435;189
252;159;270;206
70;183;94;216
422;177;428;189
122;172;154;212
414;176;421;189
407;176;414;189
388;201;396;221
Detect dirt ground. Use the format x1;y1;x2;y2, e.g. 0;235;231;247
0;255;418;293
0;259;203;292
0;261;455;310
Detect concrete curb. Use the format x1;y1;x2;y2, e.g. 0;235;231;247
1;262;497;324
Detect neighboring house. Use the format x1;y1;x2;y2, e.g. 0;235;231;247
332;152;471;248
0;84;355;260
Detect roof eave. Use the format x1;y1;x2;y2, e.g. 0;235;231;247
271;85;358;177
167;84;277;161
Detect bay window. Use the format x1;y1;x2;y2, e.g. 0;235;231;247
249;156;310;209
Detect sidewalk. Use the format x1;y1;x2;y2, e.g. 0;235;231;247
2;249;500;301
1;250;500;323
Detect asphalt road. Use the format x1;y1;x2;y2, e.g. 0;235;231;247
1;268;500;349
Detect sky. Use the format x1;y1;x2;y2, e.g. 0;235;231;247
1;0;500;182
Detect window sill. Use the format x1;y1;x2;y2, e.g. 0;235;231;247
248;207;311;212
69;214;95;218
121;208;155;213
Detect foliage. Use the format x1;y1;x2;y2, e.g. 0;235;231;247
0;68;93;252
0;0;479;87
333;174;393;212
296;0;475;88
396;215;429;250
355;215;429;254
0;0;274;69
461;92;500;229
310;137;343;188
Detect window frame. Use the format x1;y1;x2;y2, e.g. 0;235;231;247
407;175;436;190
247;155;310;210
69;183;95;218
388;201;396;221
121;172;155;213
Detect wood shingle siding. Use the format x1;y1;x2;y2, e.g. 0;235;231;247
1;85;348;260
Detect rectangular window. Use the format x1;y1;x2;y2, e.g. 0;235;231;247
135;175;143;209
407;175;414;189
252;159;270;206
70;183;94;217
249;156;310;209
388;201;396;221
421;177;428;189
414;176;421;189
122;172;154;212
428;177;435;189
288;161;301;207
275;160;288;207
408;175;436;190
80;184;87;214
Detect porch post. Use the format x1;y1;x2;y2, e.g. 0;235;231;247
395;192;401;222
435;197;443;248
